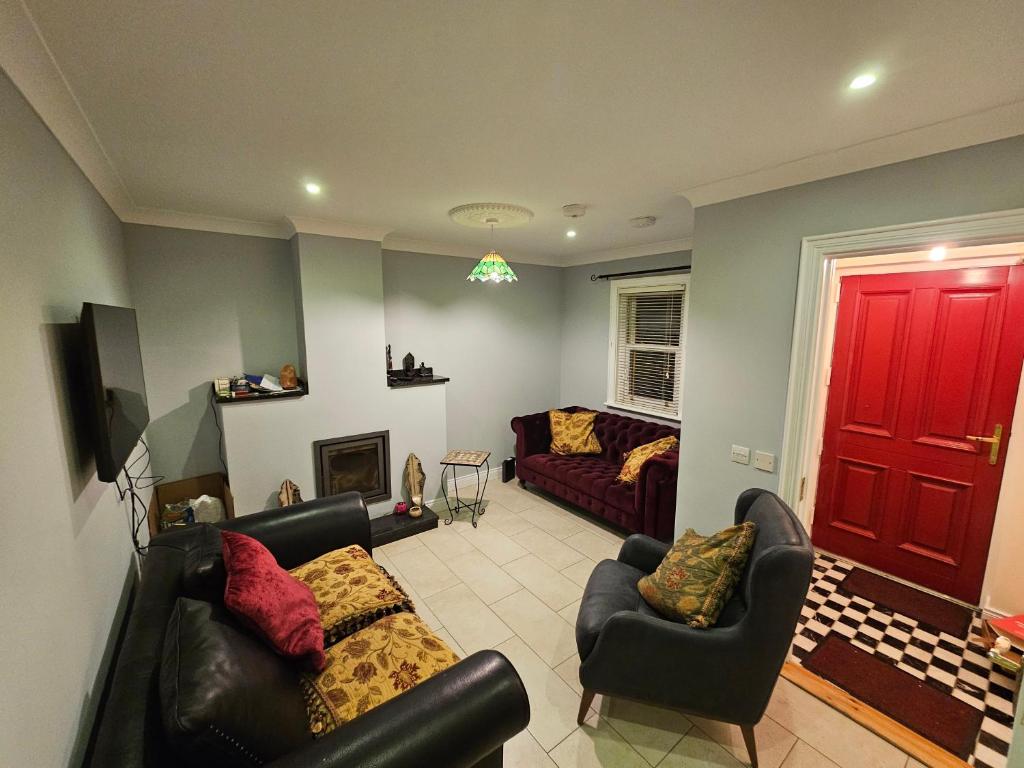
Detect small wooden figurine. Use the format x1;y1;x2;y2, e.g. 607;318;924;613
279;363;298;389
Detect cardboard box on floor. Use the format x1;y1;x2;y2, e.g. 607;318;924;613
147;473;235;539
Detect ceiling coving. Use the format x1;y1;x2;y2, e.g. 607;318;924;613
5;1;1024;264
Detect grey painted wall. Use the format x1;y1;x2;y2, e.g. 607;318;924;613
677;134;1024;536
559;251;692;415
124;224;301;481
382;250;564;466
221;237;447;516
0;70;142;767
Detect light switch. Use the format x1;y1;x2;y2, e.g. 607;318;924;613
754;450;776;473
731;445;750;465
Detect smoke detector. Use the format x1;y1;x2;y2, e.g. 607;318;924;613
630;216;657;228
562;203;587;219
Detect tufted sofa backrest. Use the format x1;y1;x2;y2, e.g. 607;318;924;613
560;406;679;465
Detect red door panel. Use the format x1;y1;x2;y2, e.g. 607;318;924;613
840;288;912;438
828;457;889;540
897;472;972;566
813;265;1024;603
910;285;1005;451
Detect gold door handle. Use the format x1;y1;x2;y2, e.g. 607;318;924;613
966;424;1002;465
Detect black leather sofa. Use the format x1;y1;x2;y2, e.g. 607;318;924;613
89;492;530;768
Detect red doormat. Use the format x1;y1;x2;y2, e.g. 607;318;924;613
839;567;972;639
803;634;984;760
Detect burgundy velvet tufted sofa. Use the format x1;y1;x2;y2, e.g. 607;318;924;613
510;407;680;541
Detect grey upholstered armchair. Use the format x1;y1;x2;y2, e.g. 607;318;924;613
574;489;813;767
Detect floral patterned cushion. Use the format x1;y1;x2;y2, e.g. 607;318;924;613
616;436;679;483
290;545;413;647
301;612;460;736
637;521;757;628
549;409;602;455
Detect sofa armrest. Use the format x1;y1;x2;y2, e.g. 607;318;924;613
510;410;553;459
734;488;767;525
618;534;670;574
635;451;678;541
265;651;530;768
217;492;371;569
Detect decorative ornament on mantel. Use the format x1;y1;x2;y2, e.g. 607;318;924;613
449;202;532;284
404;453;425;518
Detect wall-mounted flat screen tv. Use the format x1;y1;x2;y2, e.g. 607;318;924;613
80;303;150;482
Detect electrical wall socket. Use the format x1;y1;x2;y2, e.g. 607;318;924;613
731;445;750;465
754;450;776;473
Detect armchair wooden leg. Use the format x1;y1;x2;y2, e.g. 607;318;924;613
517;479;526;488
740;724;758;768
577;689;596;725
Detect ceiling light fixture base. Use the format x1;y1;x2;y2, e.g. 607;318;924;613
448;203;534;228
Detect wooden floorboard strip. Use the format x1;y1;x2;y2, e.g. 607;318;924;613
781;661;969;768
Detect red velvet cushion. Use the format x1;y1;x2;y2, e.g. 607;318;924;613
221;530;326;671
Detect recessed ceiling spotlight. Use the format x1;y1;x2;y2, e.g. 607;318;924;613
305;182;322;195
849;73;877;90
566;230;577;238
929;246;947;261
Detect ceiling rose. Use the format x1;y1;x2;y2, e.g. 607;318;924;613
448;203;534;229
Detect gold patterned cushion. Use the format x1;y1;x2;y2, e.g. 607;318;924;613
616;436;679;483
638;522;757;628
549;410;602;455
290;545;413;647
301;612;460;736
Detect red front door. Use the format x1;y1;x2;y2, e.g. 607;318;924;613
812;265;1024;603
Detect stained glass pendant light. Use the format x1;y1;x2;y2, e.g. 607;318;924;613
467;249;518;282
448;203;533;284
467;224;518;283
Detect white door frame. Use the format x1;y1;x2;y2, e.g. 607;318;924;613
778;207;1024;526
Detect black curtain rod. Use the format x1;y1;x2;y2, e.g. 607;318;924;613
590;265;691;281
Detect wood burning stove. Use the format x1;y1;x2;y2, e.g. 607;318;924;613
313;430;390;504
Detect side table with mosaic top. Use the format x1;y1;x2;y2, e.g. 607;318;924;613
440;449;491;528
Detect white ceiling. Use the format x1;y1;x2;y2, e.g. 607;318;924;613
7;0;1024;264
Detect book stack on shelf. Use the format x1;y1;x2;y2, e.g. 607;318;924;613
213;373;307;404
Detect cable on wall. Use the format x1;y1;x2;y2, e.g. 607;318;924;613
115;439;165;557
209;388;229;476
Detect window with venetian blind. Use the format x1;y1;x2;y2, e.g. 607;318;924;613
606;275;688;420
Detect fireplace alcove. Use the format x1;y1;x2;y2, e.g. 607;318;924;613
313;430;390;504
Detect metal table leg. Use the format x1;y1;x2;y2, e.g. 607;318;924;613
441;464;455;525
471;458;490;528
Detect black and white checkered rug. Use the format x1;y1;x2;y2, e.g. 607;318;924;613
792;553;1017;768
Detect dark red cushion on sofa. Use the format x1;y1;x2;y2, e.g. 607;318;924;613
221;530;326;671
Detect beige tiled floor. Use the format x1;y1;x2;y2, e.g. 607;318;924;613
375;481;924;768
